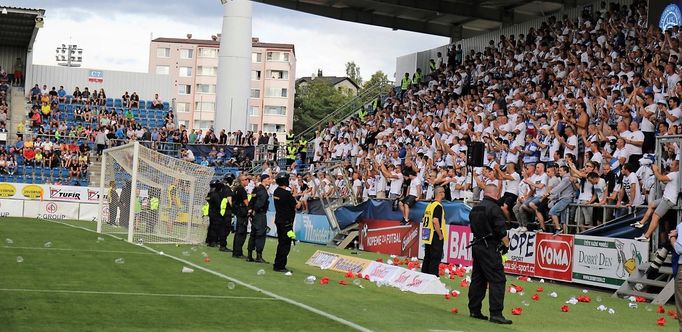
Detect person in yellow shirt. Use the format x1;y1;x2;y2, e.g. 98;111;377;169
421;186;446;276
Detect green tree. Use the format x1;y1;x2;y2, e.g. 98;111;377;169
345;61;362;86
293;79;352;135
363;70;392;93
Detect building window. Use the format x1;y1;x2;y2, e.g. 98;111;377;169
264;106;286;115
249;124;259;132
180;49;193;59
178;84;191;95
196;84;216;94
249;106;260;116
179;66;193;77
176;102;190;112
155;65;170;75
198;48;217;58
252;52;262;63
194;120;214;130
266;87;287;98
267;70;288;80
266;52;289;62
156;47;170;58
250;89;261;98
263;123;286;133
195;102;215;112
251;70;261;81
197;66;217;76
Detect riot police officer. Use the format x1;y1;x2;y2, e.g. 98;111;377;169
247;174;271;263
467;184;511;325
273;172;300;273
231;175;250;258
205;180;225;247
216;174;235;252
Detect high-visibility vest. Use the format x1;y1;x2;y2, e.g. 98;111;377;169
298;139;308;152
286;133;295;144
55;131;61;140
220;197;228;216
412;72;422;85
371;99;379;111
401;77;411;90
421;201;446;245
287;146;297;160
134;198;142;213
202;202;209;216
429;61;437;73
357;108;367;123
150;197;159;210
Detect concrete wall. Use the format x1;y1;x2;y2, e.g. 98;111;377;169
27;64;172;103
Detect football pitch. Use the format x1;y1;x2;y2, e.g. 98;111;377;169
1;217;678;331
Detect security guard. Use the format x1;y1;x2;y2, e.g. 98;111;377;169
247;174;271;263
357;107;367;124
217;174;235;252
429;59;437;73
286;129;295;146
421;186;446;276
205;180;223;247
273;172;300;272
286;144;297;166
467;184;511;325
412;68;423;87
400;73;411;97
298;137;308;163
145;188;161;233
231;175;250;258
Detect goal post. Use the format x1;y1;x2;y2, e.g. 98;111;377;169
97;142;214;244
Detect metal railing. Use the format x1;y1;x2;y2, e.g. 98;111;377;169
295;81;392;140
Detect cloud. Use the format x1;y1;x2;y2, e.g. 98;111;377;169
25;1;448;80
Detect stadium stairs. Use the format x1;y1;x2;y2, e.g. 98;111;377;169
580;212;675;304
9;87;27;145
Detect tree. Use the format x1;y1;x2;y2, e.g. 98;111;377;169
293;79;352;135
363;70;392;94
345;61;362;86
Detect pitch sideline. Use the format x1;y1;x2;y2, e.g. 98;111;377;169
0;288;276;300
44;219;374;332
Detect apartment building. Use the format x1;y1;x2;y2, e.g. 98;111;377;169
148;37;296;133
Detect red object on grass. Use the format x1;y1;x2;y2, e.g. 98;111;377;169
511;307;523;315
668;310;676;317
460;280;469;288
517;276;529;281
439;271;445;277
338;280;348;286
635;296;647;303
450;308;459;314
449;274;455;280
451;290;460;297
376;258;383;263
577;295;591;303
407;262;416;269
536;287;544;292
320;277;330;285
203;257;210;263
657;317;666;326
364;274;370;280
658;305;665;314
345;271;354;278
511;284;524;292
356;273;363;279
531;294;540;301
561;305;569;312
444;294;451;300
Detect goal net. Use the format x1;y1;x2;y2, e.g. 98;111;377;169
97;142;214;244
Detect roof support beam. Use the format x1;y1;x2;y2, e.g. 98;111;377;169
367;0;505;22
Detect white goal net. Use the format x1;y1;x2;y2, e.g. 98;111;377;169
97;142;214;244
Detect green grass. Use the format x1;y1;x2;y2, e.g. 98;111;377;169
0;217;678;331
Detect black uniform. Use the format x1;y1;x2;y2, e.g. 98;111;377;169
119;181;132;228
247;184;269;260
467;196;508;318
217;185;233;249
205;185;227;246
232;185;249;257
108;187;119;225
273;186;296;271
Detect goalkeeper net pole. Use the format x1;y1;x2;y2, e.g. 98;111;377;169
96;142;215;244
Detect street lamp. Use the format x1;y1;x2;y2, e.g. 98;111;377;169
55;44;83;67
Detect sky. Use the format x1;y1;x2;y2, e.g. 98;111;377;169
21;0;449;81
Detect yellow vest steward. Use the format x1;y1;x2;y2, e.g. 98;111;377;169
287;146;297;159
150;197;159;210
286;133;295;144
412;72;422;85
220;198;228;216
298;139;308;152
421;201;446;245
202;203;209;216
401;77;410;90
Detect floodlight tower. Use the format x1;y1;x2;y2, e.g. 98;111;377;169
215;0;252;132
55;44;83;67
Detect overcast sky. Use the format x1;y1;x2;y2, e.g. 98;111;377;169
21;0;448;81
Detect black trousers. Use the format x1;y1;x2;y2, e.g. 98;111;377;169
108;206;117;225
206;217;221;244
468;243;506;316
232;215;248;256
247;213;267;254
422;238;443;276
274;222;293;270
217;215;232;248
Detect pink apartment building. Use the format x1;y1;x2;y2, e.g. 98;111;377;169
148;37;296;133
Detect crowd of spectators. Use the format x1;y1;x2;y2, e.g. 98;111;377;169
286;1;680;240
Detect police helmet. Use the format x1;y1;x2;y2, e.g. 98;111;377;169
223;173;235;185
275;172;290;186
209;179;221;188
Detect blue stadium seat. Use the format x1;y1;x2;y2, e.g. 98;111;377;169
114;99;122;108
66;104;73;112
139;101;146;109
66;96;72;104
25;166;33;175
58;104;65;111
163;102;169;110
106;98;113;107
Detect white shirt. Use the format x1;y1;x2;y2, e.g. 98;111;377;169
389;172;403;195
531;173;549;197
663;172;679;203
592;178;607;201
564;135;579;158
591;151;603;165
408;177;421;197
622;130;644;156
504;172;521;195
667;107;682;127
622;172;643;206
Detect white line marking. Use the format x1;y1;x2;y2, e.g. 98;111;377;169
44;219;373;332
1;246;155;255
0;288;276;300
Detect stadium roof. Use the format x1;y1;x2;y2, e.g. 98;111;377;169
253;0;586;40
0;6;45;49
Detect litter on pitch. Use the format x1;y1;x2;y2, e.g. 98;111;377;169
597;305;607;311
16;256;23;263
304;276;316;285
628;303;638;309
182;251;190;257
227;282;236;290
257;269;266;276
44;241;52;248
549;292;558;298
608;308;615;314
114;258;125;264
181;266;194;273
565;297;578;305
5;238;13;245
284;271;293;276
561;305;569;312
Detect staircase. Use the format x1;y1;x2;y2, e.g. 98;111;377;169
8;87;27;145
88;159;103;187
615;255;674;304
329;224;359;249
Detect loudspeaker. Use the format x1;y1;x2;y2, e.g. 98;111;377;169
467;141;484;167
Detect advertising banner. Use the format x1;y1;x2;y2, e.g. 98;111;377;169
306;250;340;269
0;183;101;203
0;199;24;217
359;220;420;257
328;255;372;274
387;268;449;295
265;212;337;245
446;225;473;266
504;229;537;276
24;200;79;220
534;233;574;282
78;204;99;222
362;261;402;283
572;235;649;289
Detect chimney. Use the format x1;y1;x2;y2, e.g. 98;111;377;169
211;35;218;41
252;37;259;43
186;33;192;39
